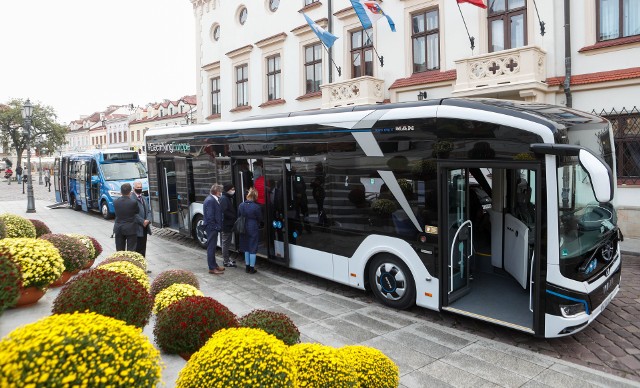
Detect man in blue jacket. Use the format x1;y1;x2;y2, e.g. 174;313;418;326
203;183;225;274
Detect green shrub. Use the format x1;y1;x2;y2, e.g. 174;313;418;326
239;309;300;346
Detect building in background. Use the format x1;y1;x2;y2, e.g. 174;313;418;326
190;0;640;237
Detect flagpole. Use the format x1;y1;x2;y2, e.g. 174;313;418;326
456;2;476;51
321;43;342;77
362;29;384;67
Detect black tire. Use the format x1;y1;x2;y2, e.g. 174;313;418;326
101;201;113;220
368;254;416;310
70;195;81;211
192;214;207;249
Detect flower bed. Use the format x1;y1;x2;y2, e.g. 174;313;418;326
154;296;238;354
98;256;146;270
0;312;162;387
288;343;356;387
150;269;200;298
176;328;294;387
0;238;64;289
0;214;36;238
85;235;103;259
65;234;96;262
52;269;153;328
153;283;203;314
339;345;399;388
28;219;51;238
0;250;21;314
39;233;90;274
239;309;300;346
98;261;150;290
105;251;147;271
0;218;6;239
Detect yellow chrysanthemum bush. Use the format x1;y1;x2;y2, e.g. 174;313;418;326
0;213;36;238
288;343;357;388
98;260;150;291
105;250;147;271
176;327;295;388
52;269;153;328
153;283;203;314
0;238;64;290
0;248;21;314
0;312;163;387
65;233;96;263
339;345;400;388
150;269;200;298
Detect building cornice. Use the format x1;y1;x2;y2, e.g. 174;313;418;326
225;45;254;59
255;32;287;49
202;61;220;72
291;18;328;37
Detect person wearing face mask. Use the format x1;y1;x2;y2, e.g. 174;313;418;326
220;183;238;267
133;180;152;257
203;183;225;274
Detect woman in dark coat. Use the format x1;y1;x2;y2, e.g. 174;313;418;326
238;187;262;274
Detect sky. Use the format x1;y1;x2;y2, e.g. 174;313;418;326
0;0;196;125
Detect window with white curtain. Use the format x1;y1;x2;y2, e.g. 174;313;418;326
488;0;527;52
598;0;640;41
412;8;440;73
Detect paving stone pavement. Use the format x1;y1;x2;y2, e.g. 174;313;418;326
1;179;639;387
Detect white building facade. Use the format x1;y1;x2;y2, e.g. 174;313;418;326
191;0;640;236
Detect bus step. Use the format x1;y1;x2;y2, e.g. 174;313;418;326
46;202;68;209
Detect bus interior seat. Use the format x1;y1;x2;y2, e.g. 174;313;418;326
503;213;529;289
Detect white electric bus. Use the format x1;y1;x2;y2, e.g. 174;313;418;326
145;98;621;338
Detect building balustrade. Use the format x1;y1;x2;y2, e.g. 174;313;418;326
321;76;385;109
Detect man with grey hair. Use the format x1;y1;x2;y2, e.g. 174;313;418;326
203;183;225;274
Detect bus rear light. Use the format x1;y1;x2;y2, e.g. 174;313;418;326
350;273;357;277
560;303;586;318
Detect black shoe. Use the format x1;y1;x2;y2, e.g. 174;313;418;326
245;266;250;273
248;266;257;274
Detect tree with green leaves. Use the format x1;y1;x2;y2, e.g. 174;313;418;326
0;98;68;167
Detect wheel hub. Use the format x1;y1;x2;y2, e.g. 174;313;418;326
375;263;406;301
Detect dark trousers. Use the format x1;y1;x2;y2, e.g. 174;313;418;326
135;231;148;257
115;233;137;252
206;230;219;270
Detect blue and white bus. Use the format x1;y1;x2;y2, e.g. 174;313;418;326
54;149;148;219
145;99;621;337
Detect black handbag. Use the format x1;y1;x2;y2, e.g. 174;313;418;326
233;215;246;234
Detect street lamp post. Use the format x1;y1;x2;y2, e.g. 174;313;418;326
22;99;36;213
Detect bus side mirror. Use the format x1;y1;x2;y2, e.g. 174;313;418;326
91;175;100;185
578;149;613;203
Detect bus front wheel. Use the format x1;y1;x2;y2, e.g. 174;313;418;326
192;214;207;249
368;254;416;310
101;201;113;220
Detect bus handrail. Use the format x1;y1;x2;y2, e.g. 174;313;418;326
450;220;473;294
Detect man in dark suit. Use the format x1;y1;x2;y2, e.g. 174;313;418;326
133;180;152;257
113;183;144;251
203;183;225;275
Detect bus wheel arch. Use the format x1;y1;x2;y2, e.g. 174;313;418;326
367;253;416;310
192;214;207;249
101;200;113;219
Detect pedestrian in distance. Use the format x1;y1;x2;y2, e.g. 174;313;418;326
113;183;143;252
44;169;51;191
220;183;237;268
133;180;152;258
238;187;262;274
204;183;225;275
15;165;22;183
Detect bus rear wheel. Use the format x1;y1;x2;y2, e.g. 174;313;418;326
101;201;113;220
368;254;416;310
192;214;207;249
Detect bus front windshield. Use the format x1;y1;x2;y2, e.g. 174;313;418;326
100;161;147;181
557;158;616;259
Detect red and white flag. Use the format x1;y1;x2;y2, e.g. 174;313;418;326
456;0;487;9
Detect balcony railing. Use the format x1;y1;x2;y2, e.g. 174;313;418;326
452;46;547;96
321;76;385;108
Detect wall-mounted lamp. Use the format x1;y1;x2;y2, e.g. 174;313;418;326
417;91;428;101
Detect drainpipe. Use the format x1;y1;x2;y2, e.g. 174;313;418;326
563;0;572;107
328;0;334;83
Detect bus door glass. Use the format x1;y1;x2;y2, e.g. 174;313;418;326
264;159;290;265
60;157;69;202
174;157;192;236
159;159;178;229
54;157;61;202
442;167;472;304
88;160;99;209
79;162;88;211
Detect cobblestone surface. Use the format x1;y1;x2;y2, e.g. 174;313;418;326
3;178;639;382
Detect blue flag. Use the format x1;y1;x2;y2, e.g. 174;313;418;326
303;13;339;48
350;0;396;32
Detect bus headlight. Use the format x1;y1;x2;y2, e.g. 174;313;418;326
108;190;122;198
560;303;586;318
